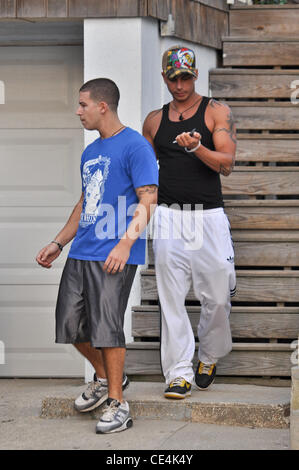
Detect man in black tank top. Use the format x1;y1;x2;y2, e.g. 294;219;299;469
143;46;237;399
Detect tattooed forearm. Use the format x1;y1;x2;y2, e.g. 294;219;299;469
136;185;158;198
214;111;237;144
219;164;230;176
219;154;235;176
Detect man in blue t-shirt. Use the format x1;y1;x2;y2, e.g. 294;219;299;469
36;78;158;434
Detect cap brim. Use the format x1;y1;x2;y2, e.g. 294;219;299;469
165;68;197;80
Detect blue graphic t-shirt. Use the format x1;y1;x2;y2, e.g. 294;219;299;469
68;127;158;265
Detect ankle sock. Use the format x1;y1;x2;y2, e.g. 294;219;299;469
97;376;107;385
93;373;107;384
107;398;120;406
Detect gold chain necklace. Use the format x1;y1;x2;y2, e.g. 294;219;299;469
171;97;202;121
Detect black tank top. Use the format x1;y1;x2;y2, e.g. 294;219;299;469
154;96;224;210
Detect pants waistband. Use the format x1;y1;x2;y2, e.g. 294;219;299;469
157;205;224;216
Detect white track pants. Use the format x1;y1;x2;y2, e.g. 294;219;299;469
153;206;236;385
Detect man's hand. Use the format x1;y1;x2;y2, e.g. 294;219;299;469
175;131;201;151
36;243;61;269
103;240;131;274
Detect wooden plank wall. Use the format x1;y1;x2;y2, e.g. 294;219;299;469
0;0;229;50
210;5;299;380
0;0;228;19
229;4;299;39
127;5;299;381
208;5;299;377
0;0;148;18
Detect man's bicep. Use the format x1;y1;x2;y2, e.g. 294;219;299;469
142;109;162;151
212;105;237;153
143;128;155;148
142;114;154;141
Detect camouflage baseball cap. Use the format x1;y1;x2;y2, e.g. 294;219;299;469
162;45;197;79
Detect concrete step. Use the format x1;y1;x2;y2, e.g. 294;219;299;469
40;381;290;429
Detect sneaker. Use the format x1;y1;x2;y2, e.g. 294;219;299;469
95;398;133;434
195;361;216;390
164;377;192;399
74;373;129;412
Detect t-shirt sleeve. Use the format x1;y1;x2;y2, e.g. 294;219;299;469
80;150;86;193
127;142;159;189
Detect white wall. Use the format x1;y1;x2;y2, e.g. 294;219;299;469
83;17;217;381
83;18;217;141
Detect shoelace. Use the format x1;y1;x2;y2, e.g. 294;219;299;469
170;377;185;387
101;400;120;421
199;363;213;375
84;380;104;399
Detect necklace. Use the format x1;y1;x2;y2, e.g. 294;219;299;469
110;125;126;137
171;97;202;121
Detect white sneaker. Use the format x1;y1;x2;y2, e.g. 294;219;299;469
74;373;129;413
96;399;133;434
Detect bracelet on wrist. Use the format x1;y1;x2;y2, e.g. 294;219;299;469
51;241;63;251
185;141;201;153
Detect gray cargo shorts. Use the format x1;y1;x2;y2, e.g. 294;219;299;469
55;258;137;348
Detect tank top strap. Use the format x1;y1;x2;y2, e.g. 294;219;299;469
162;103;170;120
195;96;210;126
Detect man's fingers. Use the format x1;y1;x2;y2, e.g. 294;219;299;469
111;262;121;274
37;259;52;269
103;257;118;274
175;131;201;145
103;257;111;272
36;244;60;269
176;132;200;149
103;256;125;274
119;262;126;273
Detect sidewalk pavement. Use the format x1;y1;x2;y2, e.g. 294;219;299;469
0;378;291;451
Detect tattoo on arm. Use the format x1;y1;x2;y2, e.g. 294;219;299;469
136;185;158;198
220;164;231;176
209;99;222;108
213;111;237;144
151;109;162;118
219;154;236;176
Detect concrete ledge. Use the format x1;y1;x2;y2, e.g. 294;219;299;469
40;382;290;429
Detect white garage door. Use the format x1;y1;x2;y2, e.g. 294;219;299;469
0;44;85;376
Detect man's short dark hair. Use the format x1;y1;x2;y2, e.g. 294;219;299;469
80;78;120;112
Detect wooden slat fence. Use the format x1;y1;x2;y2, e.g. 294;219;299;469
126;4;299;381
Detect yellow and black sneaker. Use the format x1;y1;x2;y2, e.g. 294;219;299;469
164;377;192;399
195;361;216;390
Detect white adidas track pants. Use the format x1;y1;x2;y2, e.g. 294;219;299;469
153;205;236;385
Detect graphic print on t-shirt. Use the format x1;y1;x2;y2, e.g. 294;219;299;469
80;155;110;228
